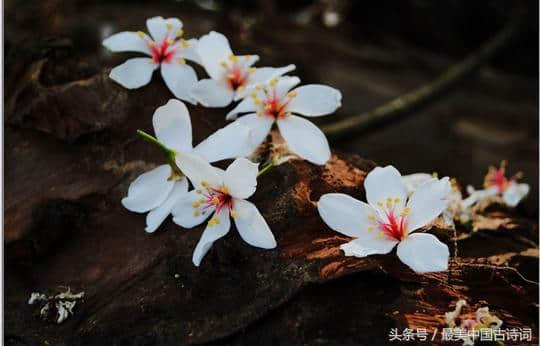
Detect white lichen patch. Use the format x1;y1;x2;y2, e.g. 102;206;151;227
28;287;84;324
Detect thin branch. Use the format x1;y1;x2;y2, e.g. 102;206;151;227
321;13;522;140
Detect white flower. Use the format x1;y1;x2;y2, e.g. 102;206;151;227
221;75;341;165
172;155;276;266
463;161;529;208
189;31;296;107
103;16;201;103
122;99;251;233
317;165;451;273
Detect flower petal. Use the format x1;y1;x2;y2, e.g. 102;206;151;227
145;178;188;233
171;190;215;228
286;85;342;117
223;158;259;199
237;54;259;68
235;64;296;100
317;193;376;238
102;31;152;55
226;97;257;120
121;165;175;213
406;177;451;232
340;237;397;257
189;78;234;107
109;57;157;89
176;38;202;65
275;76;301;99
192;208;231;266
196;31;232;80
462;186;498;209
364;166;408;215
396;233;449;273
401;173;433;195
233;199;276;248
192;121;252;162
277;115;330;165
503;182;529;207
232;114;274;155
160;62;198;104
146;16;183;44
245;64;296;88
152;99;192;152
175;152;223;188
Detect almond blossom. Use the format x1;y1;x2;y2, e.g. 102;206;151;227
317;165;451;273
122;99;251;233
103;16;201;103
463;161;529;208
172;154;276;266
221;76;341;165
189;31;296;107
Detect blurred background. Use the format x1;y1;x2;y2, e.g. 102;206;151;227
5;0;538;216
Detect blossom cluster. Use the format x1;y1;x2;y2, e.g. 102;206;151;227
104;17;528;273
402;161;529;227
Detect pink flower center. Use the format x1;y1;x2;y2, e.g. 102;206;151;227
223;64;251;92
262;90;291;120
192;184;233;216
149;39;176;64
370;198;409;241
378;210;408;241
250;81;297;120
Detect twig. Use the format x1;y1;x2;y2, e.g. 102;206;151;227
458;262;539;286
321;12;522;140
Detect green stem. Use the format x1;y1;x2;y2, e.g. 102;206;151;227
136;129;183;178
257;161;274;178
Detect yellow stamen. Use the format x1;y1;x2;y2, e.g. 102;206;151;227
253;98;261;105
269;78;278;87
137;31;145;38
192;201;200;208
230;210;237;219
432;172;439;178
377;232;384;239
165;38;173;45
177;29;184;38
166;23;173;30
178;57;186;65
220;61;228;68
201;181;209;188
248;67;256;73
368;226;375;232
193;211;201;217
221;186;228;194
400;207;410;216
368;214;376;221
181;38;189;48
236;86;245;92
195;189;202;194
394;197;400;203
376;201;383;207
212;196;220;205
256;111;263;116
228;54;238;62
287;90;298;98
